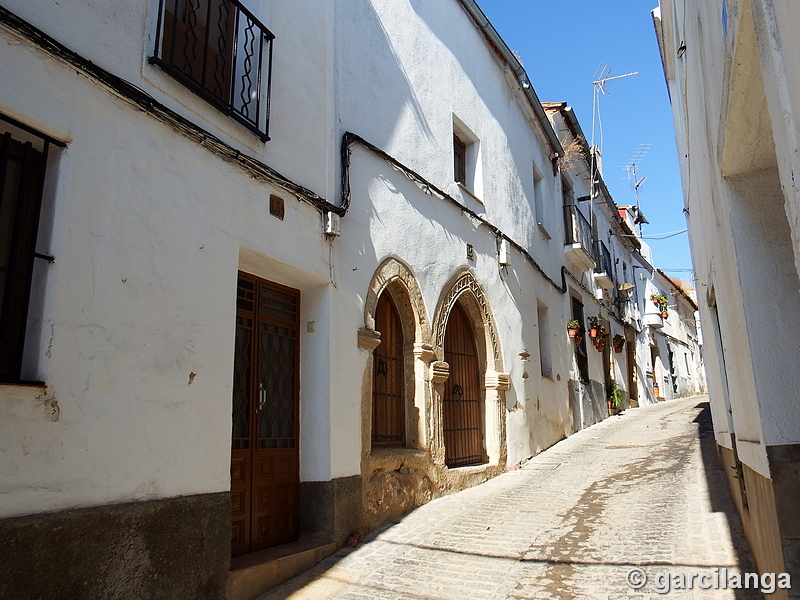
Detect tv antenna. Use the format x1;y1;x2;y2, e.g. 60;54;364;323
622;143;651;235
590;64;639;165
589;64;638;231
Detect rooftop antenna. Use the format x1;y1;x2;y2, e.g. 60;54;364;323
622;143;651;235
589;64;638;230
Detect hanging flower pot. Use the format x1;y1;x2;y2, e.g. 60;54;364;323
589;329;598;338
661;311;669;319
567;319;580;338
575;336;583;344
612;334;625;353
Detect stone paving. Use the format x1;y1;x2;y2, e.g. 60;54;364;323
261;397;763;600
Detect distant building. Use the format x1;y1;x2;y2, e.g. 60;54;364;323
654;0;800;594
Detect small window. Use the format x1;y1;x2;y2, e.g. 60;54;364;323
0;116;61;383
537;302;552;379
152;0;275;141
372;293;405;447
454;134;467;185
533;163;545;226
452;116;481;198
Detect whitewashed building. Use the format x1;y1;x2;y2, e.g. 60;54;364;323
654;0;800;594
0;0;705;598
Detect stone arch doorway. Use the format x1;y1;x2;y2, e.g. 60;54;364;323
432;270;508;470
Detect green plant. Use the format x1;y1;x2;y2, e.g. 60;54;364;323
607;381;624;409
567;319;580;329
650;293;669;314
587;316;601;330
613;334;625;345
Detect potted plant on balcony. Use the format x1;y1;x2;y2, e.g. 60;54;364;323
567;319;581;338
651;293;669;318
587;316;601;338
613;334;625;353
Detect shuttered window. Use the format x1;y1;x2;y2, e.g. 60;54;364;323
0;116;60;383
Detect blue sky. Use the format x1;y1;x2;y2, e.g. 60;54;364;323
476;0;694;278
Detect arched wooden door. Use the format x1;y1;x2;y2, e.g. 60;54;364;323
443;302;486;467
372;293;405;447
231;273;300;556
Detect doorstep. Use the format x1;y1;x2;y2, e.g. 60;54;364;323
226;535;337;600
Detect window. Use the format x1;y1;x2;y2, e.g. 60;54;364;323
372;293;405;447
537;302;552;379
452;116;482;198
151;0;275;141
533;163;547;231
0;115;61;383
454;135;467;186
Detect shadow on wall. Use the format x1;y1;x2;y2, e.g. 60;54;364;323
693;402;763;600
339;0;434;146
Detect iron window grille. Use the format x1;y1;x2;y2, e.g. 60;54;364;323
593;240;613;278
0;114;64;384
563;204;593;255
151;0;275;142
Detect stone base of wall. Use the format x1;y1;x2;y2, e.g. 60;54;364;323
718;442;799;600
569;379;608;432
0;492;230;600
767;444;800;598
299;475;363;546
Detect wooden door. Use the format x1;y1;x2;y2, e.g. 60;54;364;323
372;293;405;447
443;302;486;467
231;273;300;556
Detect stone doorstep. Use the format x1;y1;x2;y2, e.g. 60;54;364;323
226;535;337;600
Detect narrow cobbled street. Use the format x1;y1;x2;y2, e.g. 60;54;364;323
262;397;761;600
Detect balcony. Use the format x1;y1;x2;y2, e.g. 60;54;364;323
151;0;275;142
563;205;596;272
592;240;615;289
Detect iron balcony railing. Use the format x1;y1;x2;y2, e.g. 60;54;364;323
563;204;593;255
593;240;613;277
151;0;274;142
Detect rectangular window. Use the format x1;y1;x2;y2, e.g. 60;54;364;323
452;116;482;198
453;134;467;185
537;302;552;379
533;162;549;237
151;0;275;141
0;115;62;383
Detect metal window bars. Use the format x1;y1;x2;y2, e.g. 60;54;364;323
593;240;613;278
563;204;593;255
151;0;274;142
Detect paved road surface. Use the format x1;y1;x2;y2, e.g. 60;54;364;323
262;397;762;599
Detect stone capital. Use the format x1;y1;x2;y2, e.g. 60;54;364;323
357;328;381;351
484;371;510;391
431;361;449;383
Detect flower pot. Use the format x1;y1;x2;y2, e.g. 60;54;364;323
574;336;583;344
661;312;668;319
614;347;623;353
568;328;578;338
589;329;598;338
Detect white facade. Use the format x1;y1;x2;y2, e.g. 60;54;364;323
655;0;800;592
0;1;707;598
